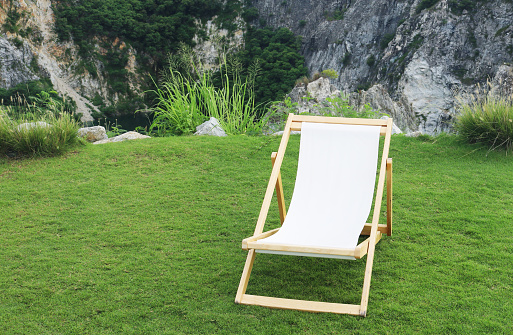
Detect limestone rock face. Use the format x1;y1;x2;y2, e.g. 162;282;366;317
0;35;39;88
348;84;415;133
78;126;108;142
269;78;403;133
306;77;340;102
92;131;150;144
251;0;513;135
194;117;227;137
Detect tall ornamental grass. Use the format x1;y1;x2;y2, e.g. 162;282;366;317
0;94;82;157
455;94;513;152
149;45;264;136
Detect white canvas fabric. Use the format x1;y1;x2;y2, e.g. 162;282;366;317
254;122;381;255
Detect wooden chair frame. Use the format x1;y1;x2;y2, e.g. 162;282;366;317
235;114;393;317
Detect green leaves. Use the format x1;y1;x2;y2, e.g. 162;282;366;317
455;94;513;152
234;27;307;109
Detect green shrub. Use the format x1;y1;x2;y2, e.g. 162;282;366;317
148;46;265;136
341;53;351;66
0;109;81;157
320;69;338;79
321;95;384;118
455;95;513;152
416;0;439;13
367;54;376;67
380;33;395;50
448;0;484;15
324;9;345;21
229;27;307;109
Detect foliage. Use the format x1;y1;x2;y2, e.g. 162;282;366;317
367;54;376;67
294;76;309;87
0;108;81;157
149;72;206;136
341;53;351;67
448;0;485;15
380;32;395;50
2;0;28;34
0;79;63;106
320;69;338;80
267;94;385;132
52;0;240;67
454;93;513;152
322;95;384;118
52;0;244;116
231;27;307;109
0;85;80;156
324;9;345;21
1;135;513;333
148;45;265;136
416;0;440;13
0;80;78;124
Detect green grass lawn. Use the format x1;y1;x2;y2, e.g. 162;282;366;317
1;134;512;334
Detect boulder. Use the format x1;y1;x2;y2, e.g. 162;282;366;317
78;126;108;142
194;117;227;137
306;77;340;102
92;131;150;144
405;131;423;138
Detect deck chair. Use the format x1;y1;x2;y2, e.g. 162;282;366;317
235;114;393;317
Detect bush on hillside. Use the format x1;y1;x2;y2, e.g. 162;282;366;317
0;110;82;157
226;27;307;111
0;91;82;157
455;94;513;152
149;45;265;136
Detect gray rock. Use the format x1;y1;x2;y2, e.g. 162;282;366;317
306;77;340;102
17;121;52;131
92;131;150;144
349;85;414;132
252;0;513;135
78;126;108;142
0;35;39;89
194;117;227;137
405;131;423;138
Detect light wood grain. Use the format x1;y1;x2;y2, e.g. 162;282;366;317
241;228;280;249
386;158;393;236
236;114;394;317
361;223;388;235
360;117;393;316
271;152;287;224
253;114;294;235
354;232;382;258
247;241;359;258
290;121;388;135
240;295;362;315
235;250;256;304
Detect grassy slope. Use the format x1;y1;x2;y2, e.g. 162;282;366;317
0;135;512;334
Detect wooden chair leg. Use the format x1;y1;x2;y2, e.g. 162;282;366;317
271;152;287;225
386;158;393;236
235;250;256;304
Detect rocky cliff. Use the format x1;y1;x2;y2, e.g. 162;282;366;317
3;0;513;133
0;0;243;124
0;0;154;122
251;0;513;134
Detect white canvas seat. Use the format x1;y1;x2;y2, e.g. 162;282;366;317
253;122;380;259
236;114;393;316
